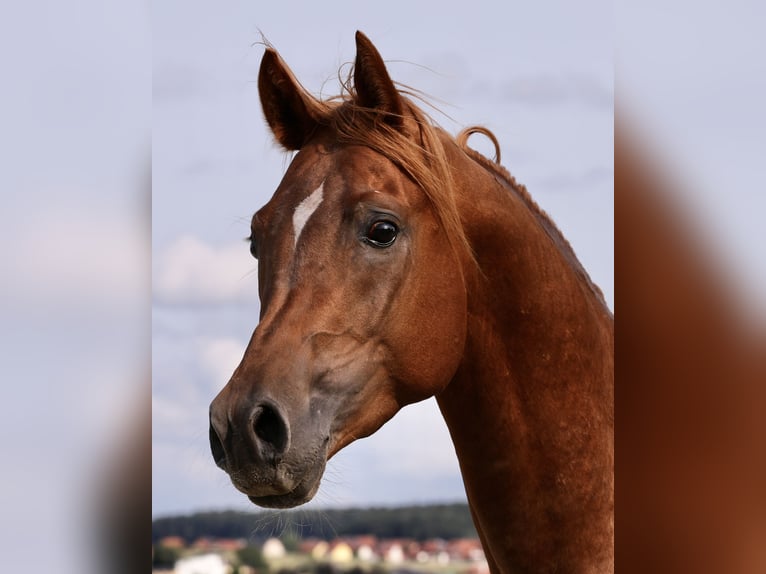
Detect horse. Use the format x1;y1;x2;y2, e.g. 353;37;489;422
209;32;614;574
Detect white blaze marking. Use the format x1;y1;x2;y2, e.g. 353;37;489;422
292;182;325;248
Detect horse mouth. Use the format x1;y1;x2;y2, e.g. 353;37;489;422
235;444;328;509
245;466;324;509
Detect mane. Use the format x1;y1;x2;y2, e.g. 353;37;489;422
457;130;608;307
308;74;607;307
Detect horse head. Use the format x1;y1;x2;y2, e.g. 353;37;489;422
208;32;468;508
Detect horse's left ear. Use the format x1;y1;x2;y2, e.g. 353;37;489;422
354;31;404;128
258;48;324;150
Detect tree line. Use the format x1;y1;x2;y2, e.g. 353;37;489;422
152;503;477;543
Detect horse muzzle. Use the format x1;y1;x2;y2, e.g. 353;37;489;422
208;391;328;508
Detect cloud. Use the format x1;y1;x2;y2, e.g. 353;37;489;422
152;394;198;438
307;399;464;507
152;334;249;439
200;337;247;391
153;439;250;517
153;236;258;305
3;198;147;311
361;400;459;476
152;334;270;516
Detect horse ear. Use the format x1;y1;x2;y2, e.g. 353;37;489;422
258;48;323;150
354;31;404;127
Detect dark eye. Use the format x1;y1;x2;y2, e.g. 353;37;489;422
364;220;399;248
246;235;258;259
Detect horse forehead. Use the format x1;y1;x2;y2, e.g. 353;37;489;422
335;145;404;183
261;144;412;228
292;181;325;247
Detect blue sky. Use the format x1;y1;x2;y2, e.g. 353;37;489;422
151;0;613;518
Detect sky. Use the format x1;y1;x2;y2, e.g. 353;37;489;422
151;0;614;518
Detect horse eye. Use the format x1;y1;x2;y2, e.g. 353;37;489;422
364;220;398;248
246;235;258;259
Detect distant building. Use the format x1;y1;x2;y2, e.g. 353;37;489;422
191;537;213;551
381;541;405;565
307;540;329;560
446;538;485;561
174;553;228;574
215;538;247;552
328;541;354;564
264;534;485;568
357;544;376;562
354;538;377;562
468;560;491;574
191;538;246;552
158;536;185;549
262;537;286;560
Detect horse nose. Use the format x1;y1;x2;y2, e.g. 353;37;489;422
252;402;290;460
209;403;229;470
208;398;290;470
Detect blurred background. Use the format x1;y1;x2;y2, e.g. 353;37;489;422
0;0;150;572
2;0;764;572
617;2;766;573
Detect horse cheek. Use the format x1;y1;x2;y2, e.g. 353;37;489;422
388;250;467;403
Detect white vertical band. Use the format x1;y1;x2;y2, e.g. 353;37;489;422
292;181;325;249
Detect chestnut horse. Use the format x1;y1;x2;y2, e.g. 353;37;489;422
209;32;614;573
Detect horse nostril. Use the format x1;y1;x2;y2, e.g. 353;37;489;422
209;423;227;469
253;403;289;457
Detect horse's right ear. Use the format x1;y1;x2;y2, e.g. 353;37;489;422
258;48;323;150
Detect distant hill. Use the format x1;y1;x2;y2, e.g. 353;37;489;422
152;503;477;543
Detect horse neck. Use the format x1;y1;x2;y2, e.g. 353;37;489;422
436;144;614;574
